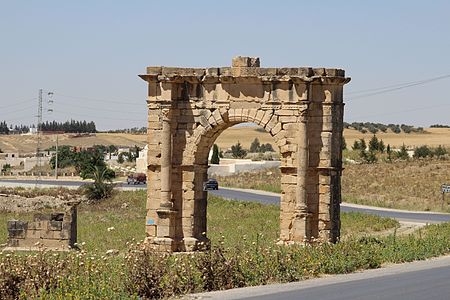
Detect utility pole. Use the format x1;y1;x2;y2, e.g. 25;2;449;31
35;89;54;185
36;89;43;185
55;135;59;179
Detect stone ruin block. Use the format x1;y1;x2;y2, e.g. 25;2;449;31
4;206;77;251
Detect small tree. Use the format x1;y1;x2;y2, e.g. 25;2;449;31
342;136;347;150
386;144;392;161
359;139;367;150
352;140;361;150
368;135;379;152
250;138;261;153
378;140;385;153
211;144;220;164
117;153;125;164
396;144;409;160
231;142;247;159
260;143;274;153
108;145;118;159
1;163;11;173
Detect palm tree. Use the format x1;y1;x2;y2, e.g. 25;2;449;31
83;165;115;200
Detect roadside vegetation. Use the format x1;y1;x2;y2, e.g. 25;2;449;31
216;168;281;193
0;190;448;299
218;142;450;212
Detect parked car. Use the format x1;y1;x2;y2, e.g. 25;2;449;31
203;178;218;190
127;173;147;185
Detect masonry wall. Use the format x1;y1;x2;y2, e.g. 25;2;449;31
6;208;77;251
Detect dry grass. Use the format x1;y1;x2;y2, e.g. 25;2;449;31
216;168;281;193
218;159;450;212
0;133;147;153
344;127;450;148
342;159;450;212
2;126;449;154
214;125;277;151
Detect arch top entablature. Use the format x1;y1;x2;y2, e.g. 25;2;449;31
139;56;351;105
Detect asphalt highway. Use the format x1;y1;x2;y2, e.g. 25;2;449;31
210;187;450;224
1;179;449;224
189;256;450;300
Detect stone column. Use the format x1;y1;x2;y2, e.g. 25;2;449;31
292;103;310;242
160;107;173;209
155;106;177;251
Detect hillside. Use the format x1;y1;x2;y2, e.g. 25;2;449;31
344;127;450;148
1;126;449;154
0;133;147;153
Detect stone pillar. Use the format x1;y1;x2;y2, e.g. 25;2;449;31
155;106;177;251
160;108;173;209
292;103;310;242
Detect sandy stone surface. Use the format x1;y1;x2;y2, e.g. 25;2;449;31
0;193;81;213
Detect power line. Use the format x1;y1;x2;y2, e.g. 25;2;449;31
53;92;145;106
2;105;36;115
61;110;146;122
351;102;450;120
347;74;450;100
52;102;145;115
0;97;37;109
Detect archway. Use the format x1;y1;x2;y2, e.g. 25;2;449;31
139;56;350;251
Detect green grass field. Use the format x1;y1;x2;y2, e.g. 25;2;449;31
0;190;449;299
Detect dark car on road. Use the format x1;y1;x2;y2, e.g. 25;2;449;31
203;178;218;190
127;173;147;185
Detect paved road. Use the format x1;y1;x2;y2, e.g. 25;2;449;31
210;187;450;224
1;179;449;223
188;255;450;300
0;179;145;190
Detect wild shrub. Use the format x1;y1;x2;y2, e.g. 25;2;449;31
395;144;409;160
231;142;247;159
82;165;115;201
413;145;433;159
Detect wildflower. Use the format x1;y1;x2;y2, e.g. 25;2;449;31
107;226;115;232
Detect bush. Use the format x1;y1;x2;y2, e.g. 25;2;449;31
231;142;247;159
433;145;447;158
414;145;433;159
82;165;115;201
1;163;11;173
396;144;410;160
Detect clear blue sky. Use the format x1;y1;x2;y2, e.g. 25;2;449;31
1;0;449;130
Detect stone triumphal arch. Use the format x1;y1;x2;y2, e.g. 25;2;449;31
139;57;350;251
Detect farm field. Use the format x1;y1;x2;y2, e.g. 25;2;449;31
215;126;450;151
343;127;450;148
0;133;147;153
1;126;449;154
